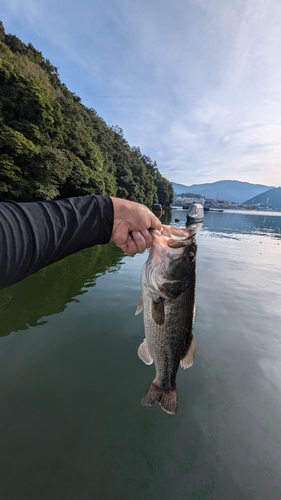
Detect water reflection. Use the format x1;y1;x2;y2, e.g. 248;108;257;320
169;208;281;241
204;210;281;240
186;221;203;234
1;207;281;499
1;209;280;338
0;244;123;336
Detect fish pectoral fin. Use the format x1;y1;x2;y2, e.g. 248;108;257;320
159;277;189;299
142;382;177;415
138;339;153;365
180;335;196;369
135;297;144;315
151;297;165;325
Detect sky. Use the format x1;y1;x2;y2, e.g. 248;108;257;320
1;0;281;187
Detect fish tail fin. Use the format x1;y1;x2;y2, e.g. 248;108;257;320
159;390;178;415
141;382;178;415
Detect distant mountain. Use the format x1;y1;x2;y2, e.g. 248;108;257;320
172;180;274;203
244;187;281;209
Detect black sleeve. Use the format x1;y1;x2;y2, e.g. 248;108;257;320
0;195;114;290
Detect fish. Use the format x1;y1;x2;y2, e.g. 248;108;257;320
135;225;197;415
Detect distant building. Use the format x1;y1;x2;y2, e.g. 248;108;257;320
174;196;205;206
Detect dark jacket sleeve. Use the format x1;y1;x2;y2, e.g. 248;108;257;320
0;195;114;290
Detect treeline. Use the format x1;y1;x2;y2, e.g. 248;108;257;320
0;21;173;207
176;192;202;198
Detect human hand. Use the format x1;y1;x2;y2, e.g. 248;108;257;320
110;197;162;255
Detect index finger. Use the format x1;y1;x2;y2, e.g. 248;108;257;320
149;212;162;231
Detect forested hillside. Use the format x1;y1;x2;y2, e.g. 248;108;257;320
172;180;273;203
0;21;173;206
244;187;281;209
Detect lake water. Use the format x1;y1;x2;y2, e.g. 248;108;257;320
0;209;281;500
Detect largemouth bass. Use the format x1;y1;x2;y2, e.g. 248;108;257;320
136;225;197;415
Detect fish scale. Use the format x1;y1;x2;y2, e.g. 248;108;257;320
136;225;197;415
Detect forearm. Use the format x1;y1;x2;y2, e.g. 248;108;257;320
0;195;114;290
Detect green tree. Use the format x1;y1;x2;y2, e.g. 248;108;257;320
0;20;172;206
154;169;174;207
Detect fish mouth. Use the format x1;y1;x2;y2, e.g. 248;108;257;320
152;225;196;240
150;226;196;257
145;225;197;297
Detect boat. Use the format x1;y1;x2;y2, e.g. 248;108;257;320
186;203;204;223
152;203;162;213
209;208;224;212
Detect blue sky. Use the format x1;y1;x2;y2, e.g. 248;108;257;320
1;0;280;187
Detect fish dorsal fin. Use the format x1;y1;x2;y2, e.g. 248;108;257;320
151;298;165;325
135;297;144;315
138;339;153;365
180;335;196;369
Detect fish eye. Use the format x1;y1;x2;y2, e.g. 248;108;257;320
187;252;195;262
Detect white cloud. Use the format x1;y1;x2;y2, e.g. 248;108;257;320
1;0;281;185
